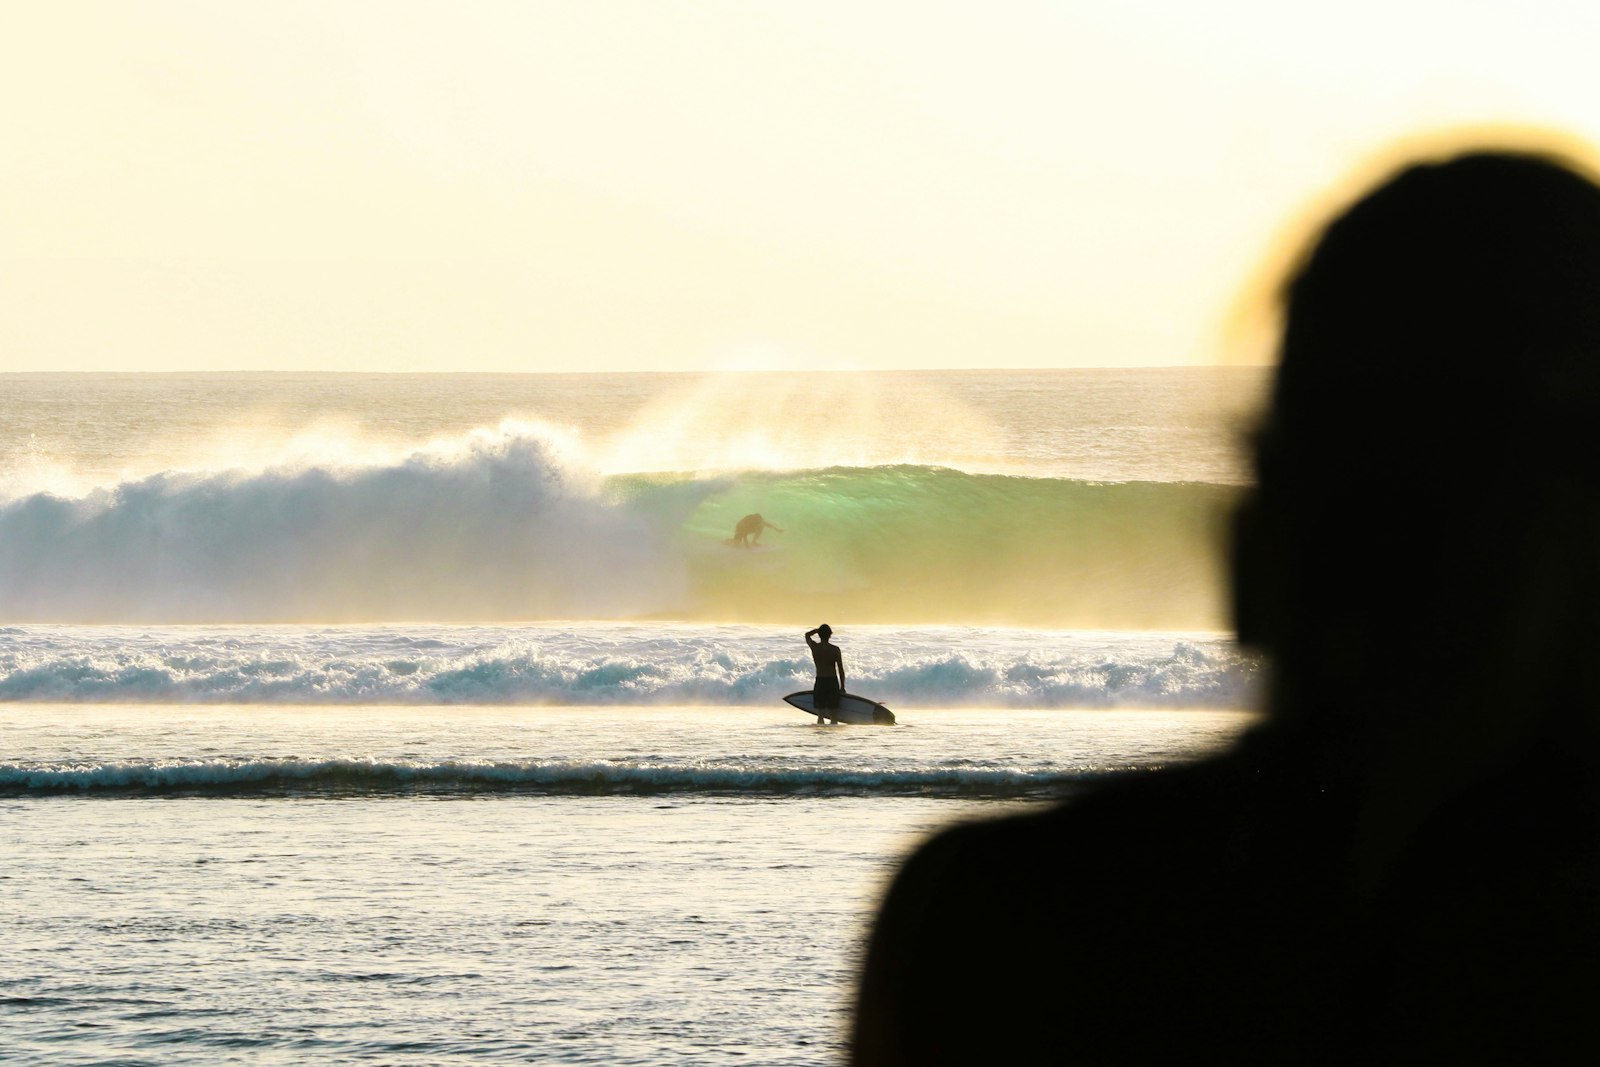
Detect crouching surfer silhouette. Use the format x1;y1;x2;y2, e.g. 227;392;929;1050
728;513;783;548
806;625;845;724
851;142;1600;1064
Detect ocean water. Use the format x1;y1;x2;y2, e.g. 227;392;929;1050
1;369;1267;1064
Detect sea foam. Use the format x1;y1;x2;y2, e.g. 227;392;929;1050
0;624;1258;708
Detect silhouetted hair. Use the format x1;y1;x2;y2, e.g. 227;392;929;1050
818;624;833;640
1237;151;1600;726
1269;152;1600;485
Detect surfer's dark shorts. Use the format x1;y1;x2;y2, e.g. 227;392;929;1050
814;677;842;710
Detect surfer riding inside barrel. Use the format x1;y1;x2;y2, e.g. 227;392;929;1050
805;625;846;724
729;513;783;548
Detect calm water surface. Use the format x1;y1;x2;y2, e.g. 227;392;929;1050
2;705;1253;1065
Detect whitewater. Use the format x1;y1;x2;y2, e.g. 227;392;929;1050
1;623;1253;708
3;369;1267;1065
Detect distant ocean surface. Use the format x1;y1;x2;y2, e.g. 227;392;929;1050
2;369;1267;1064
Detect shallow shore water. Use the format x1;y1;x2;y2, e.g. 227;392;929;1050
2;704;1252;1064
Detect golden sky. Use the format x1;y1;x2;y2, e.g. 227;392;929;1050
5;1;1600;372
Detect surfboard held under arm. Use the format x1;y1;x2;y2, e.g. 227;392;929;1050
783;691;896;725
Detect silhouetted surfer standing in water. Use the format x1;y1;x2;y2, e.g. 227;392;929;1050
851;145;1600;1064
805;625;845;725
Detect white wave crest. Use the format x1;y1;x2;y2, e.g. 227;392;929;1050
0;424;701;623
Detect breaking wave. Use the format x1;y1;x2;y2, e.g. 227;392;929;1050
0;423;1239;628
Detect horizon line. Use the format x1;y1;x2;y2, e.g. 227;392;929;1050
2;364;1270;376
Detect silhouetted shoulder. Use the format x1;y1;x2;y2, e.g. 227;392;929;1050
854;732;1360;1065
856;724;1600;1065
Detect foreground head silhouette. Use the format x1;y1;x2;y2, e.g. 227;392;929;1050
851;147;1600;1065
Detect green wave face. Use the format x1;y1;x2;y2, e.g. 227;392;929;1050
609;466;1240;629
